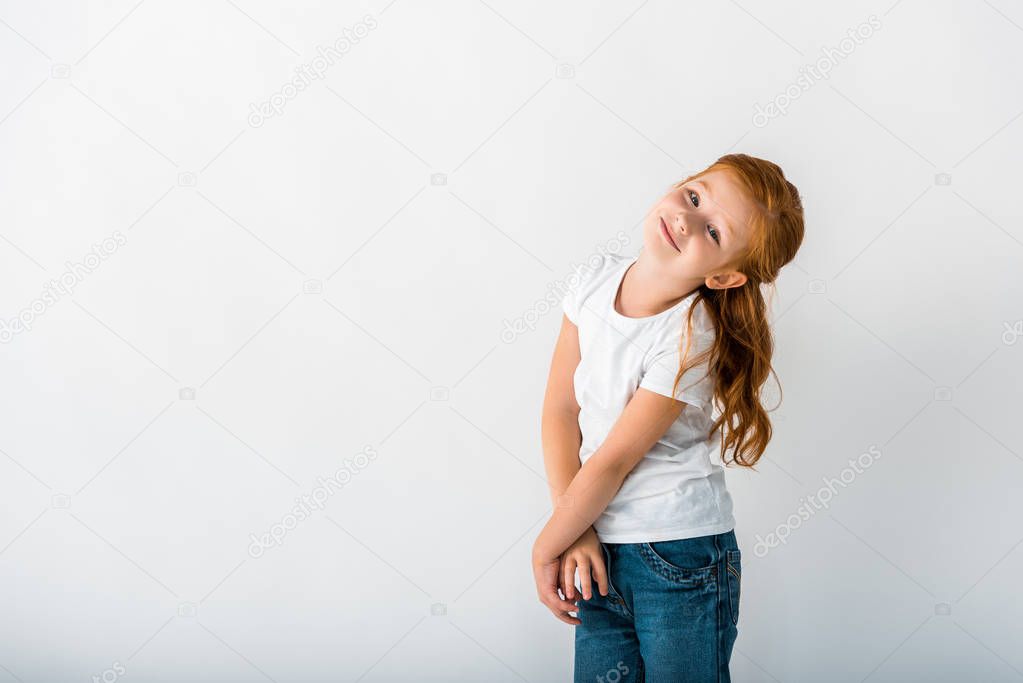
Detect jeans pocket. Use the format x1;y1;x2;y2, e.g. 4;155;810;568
726;548;741;625
640;538;718;586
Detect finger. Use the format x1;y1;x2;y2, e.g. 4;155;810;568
549;606;582;626
561;556;576;600
543;588;580;614
545;596;582;626
577;558;593;600
591;554;610;596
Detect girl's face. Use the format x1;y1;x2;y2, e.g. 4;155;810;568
643;168;755;289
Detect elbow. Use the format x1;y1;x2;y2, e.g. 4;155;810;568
542;402;581;423
589;447;637;486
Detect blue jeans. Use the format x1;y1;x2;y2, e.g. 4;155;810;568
573;530;741;682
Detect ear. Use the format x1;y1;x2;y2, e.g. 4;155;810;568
705;271;748;290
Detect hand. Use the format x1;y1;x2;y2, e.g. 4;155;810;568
532;548;582;626
560;526;609;602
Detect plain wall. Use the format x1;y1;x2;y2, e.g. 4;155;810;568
1;0;1022;680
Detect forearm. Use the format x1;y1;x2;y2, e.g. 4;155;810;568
540;407;583;509
533;448;627;561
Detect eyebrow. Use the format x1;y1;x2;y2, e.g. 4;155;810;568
691;180;736;243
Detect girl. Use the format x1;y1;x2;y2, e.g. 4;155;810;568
531;154;805;681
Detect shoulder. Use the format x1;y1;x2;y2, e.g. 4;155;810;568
568;250;629;285
687;295;716;338
640;295;718;405
565;251;630;301
654;294;717;350
563;251;629;324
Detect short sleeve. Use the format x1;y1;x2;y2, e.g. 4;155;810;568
639;317;716;408
561;254;609;325
562;283;579;324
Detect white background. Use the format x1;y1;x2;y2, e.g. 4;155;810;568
1;0;1022;681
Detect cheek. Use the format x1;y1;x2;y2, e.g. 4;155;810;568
694;240;719;261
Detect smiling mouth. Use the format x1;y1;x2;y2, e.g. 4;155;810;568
660;217;680;252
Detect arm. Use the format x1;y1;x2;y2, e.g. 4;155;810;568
532;386;688;563
540;314;584;508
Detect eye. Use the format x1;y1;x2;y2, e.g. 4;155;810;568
686;188;720;245
707;225;720;245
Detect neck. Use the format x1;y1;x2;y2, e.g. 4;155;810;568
616;252;703;318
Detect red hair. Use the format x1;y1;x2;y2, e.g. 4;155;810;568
670;154;805;468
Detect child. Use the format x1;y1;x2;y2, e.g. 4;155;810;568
531;154;805;681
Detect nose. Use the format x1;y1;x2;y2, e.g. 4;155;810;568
673;210;688;235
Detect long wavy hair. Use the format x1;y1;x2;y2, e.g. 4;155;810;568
669;154;805;468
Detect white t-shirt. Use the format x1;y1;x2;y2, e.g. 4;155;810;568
562;251;736;543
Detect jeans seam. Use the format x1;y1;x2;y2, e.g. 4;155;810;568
726;551;740;626
601;543;633;618
726;544;740;627
714;532;723;683
639;542;718;587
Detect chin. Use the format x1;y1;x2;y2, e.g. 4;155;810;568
641;225;654;252
643;223;676;261
643;221;664;254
